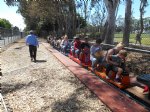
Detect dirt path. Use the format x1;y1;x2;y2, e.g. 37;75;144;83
1;39;111;112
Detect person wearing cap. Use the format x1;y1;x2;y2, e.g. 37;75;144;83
26;30;39;62
90;38;103;71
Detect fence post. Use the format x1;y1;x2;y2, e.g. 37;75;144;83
3;38;5;46
0;68;2;94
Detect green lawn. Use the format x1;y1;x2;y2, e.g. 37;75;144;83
114;33;150;45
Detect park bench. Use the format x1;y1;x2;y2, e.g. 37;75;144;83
137;74;150;99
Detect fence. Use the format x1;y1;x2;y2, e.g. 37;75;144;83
0;27;23;47
114;33;150;46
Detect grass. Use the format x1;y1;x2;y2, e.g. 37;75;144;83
114;33;150;46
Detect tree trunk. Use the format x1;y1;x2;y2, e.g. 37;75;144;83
103;0;119;44
139;0;146;37
123;0;132;46
66;0;76;39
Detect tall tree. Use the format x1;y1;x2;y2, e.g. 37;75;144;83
139;0;148;36
76;0;92;35
103;0;120;44
91;0;106;33
5;0;77;37
123;0;132;46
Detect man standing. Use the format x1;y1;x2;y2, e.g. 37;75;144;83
135;32;142;45
26;30;39;62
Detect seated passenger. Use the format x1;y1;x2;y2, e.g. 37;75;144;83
90;38;103;71
60;35;69;54
105;42;124;76
74;36;81;58
79;37;90;62
107;50;128;83
56;37;62;50
70;37;76;56
51;36;57;47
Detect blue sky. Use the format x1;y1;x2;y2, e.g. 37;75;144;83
118;0;150;18
0;1;25;30
0;0;149;30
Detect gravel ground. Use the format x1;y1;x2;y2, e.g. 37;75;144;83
0;39;111;112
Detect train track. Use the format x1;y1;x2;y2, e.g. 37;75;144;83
52;46;150;111
102;77;150;111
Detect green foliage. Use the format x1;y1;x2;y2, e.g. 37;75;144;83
5;0;76;37
89;32;101;38
114;33;150;45
0;18;12;29
76;14;87;28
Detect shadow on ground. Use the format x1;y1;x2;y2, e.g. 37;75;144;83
14;46;26;49
36;60;47;63
2;81;33;94
37;86;95;112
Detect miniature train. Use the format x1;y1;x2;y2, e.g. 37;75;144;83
48;36;130;89
68;49;130;89
48;36;150;103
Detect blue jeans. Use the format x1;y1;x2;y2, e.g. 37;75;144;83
75;49;80;58
62;45;67;53
90;56;103;69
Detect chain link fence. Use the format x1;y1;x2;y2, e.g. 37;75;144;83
0;27;23;47
114;32;150;47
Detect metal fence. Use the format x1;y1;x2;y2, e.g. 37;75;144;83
114;33;150;47
0;27;22;47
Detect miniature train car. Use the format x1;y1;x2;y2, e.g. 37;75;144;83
68;50;130;89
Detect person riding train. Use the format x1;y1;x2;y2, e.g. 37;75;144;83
74;36;81;58
105;42;124;77
60;35;70;54
106;49;128;83
90;38;103;71
79;36;90;64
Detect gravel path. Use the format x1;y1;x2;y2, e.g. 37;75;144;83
1;39;111;112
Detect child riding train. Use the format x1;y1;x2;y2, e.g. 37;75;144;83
69;37;129;85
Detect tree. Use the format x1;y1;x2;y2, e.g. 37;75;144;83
116;15;124;32
131;17;139;32
102;0;120;44
76;14;86;33
5;0;77;38
12;26;20;35
139;0;148;36
76;0;92;35
0;18;12;29
123;0;132;46
91;0;106;33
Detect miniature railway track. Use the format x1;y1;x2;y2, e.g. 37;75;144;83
48;43;150;111
124;89;150;110
102;78;150;111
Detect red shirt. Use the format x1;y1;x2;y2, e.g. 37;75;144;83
74;40;81;50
